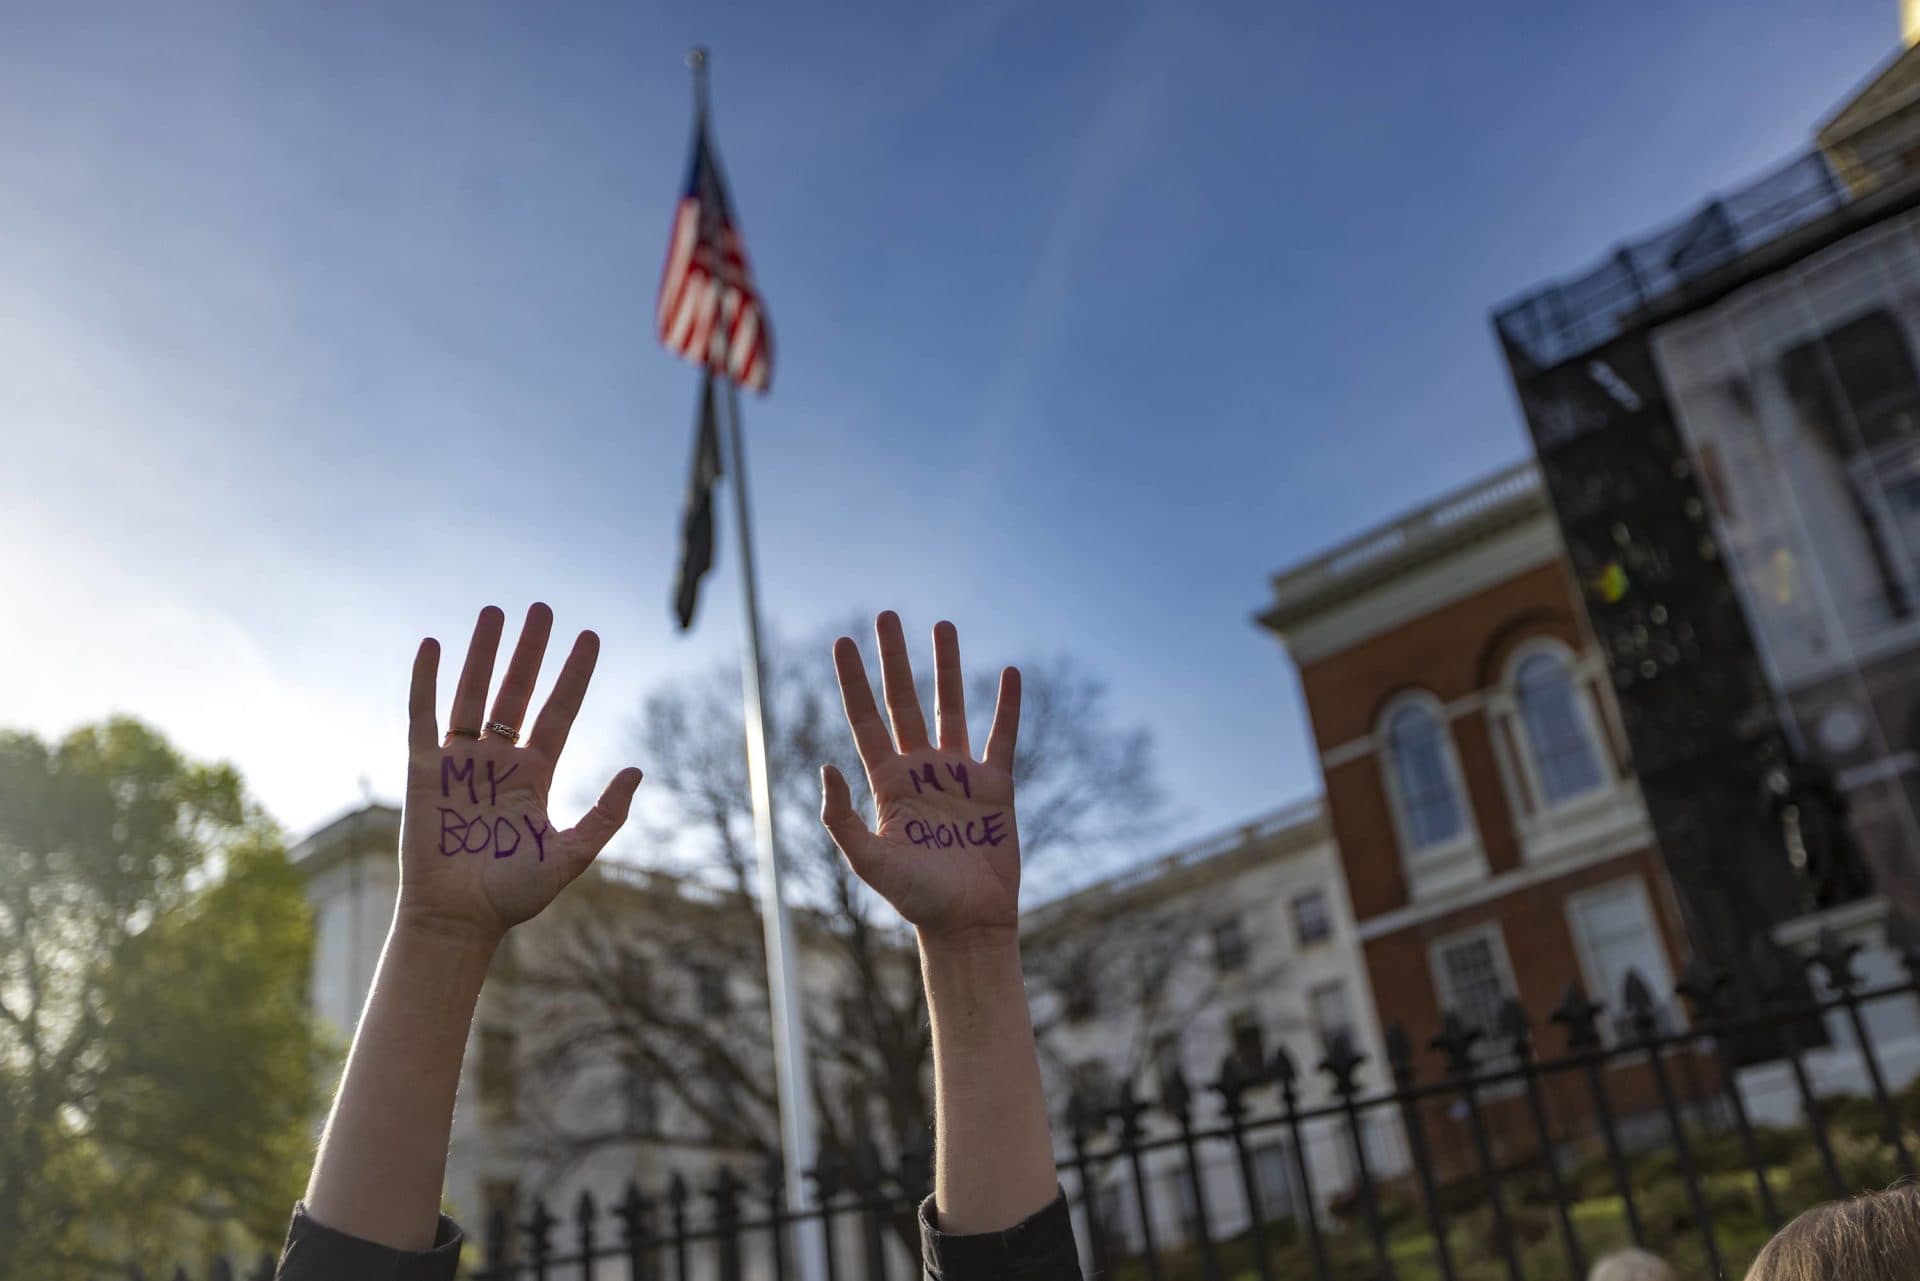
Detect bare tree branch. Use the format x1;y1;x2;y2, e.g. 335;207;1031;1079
507;615;1167;1246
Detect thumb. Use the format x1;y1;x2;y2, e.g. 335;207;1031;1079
821;764;886;886
563;766;644;872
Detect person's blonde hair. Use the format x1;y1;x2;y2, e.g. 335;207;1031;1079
1588;1247;1675;1281
1746;1183;1920;1280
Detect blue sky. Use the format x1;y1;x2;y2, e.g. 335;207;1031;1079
0;1;1898;868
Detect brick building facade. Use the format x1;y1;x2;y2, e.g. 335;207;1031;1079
1257;463;1707;1156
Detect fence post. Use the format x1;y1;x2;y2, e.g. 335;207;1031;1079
1066;1092;1114;1279
853;1142;890;1281
668;1172;691;1281
1625;970;1725;1281
896;1131;932;1274
575;1190;599;1281
1676;958;1783;1229
762;1155;791;1281
1551;983;1648;1248
1750;939;1846;1196
1211;1054;1274;1281
482;1203;511;1281
1810;927;1916;1177
1107;1082;1165;1281
1431;1013;1520;1281
1268;1046;1331;1281
1887;909;1920;987
1162;1067;1225;1281
712;1167;745;1281
1498;998;1586;1279
525;1198;556;1281
616;1180;657;1281
1323;1035;1397;1281
1384;1024;1455;1281
809;1150;845;1281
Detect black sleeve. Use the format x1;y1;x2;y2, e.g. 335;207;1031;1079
919;1190;1084;1281
275;1203;465;1281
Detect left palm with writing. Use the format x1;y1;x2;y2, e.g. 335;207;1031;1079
400;603;642;940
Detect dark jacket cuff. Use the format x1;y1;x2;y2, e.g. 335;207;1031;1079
918;1190;1082;1280
277;1202;465;1281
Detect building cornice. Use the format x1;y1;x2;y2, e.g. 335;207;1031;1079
1023;798;1328;933
1254;462;1546;638
290;803;401;879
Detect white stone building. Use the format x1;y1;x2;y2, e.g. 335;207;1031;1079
295;802;885;1272
1021;801;1406;1255
299;796;1409;1270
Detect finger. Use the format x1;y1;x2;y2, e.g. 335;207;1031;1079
562;766;644;869
409;638;440;756
932;620;968;754
488;602;554;734
833;636;894;772
821;764;885;884
448;605;507;738
527;630;600;762
875;610;930;753
983;666;1022;772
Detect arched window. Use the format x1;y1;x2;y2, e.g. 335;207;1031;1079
1513;650;1607;805
1384;701;1466;851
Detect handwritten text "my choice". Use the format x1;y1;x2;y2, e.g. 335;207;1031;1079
900;760;1010;850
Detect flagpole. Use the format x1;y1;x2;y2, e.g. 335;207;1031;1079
688;47;823;1277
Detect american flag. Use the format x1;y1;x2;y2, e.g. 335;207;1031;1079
656;117;772;393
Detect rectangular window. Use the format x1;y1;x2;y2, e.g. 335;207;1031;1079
1096;1183;1129;1248
1387;705;1468;850
1063;971;1099;1022
1070;1059;1115;1111
838;995;865;1038
625;1058;659;1134
1566;880;1676;1043
477;1025;518;1121
1229;1010;1266;1075
704;1048;742;1143
1152;1034;1183;1097
1432;927;1516;1070
1308;980;1353;1055
1780;310;1920;624
1515;652;1607;804
1212;916;1250;972
1291;890;1332;945
1164;1170;1199;1243
1138;931;1179;992
694;964;731;1016
481;1180;521;1263
621;952;653;1002
1252;1145;1294;1219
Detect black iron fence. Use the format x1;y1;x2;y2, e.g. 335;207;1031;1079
146;926;1920;1281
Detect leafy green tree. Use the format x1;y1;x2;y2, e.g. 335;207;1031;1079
0;718;324;1278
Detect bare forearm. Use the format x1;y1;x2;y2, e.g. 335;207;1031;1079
921;934;1058;1235
304;913;497;1250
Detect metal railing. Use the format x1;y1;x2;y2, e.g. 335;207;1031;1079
143;925;1920;1281
1494;150;1850;370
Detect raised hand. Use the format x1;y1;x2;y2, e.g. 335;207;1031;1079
399;603;643;940
821;611;1022;946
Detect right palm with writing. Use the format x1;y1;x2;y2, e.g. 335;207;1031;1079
821;612;1023;945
